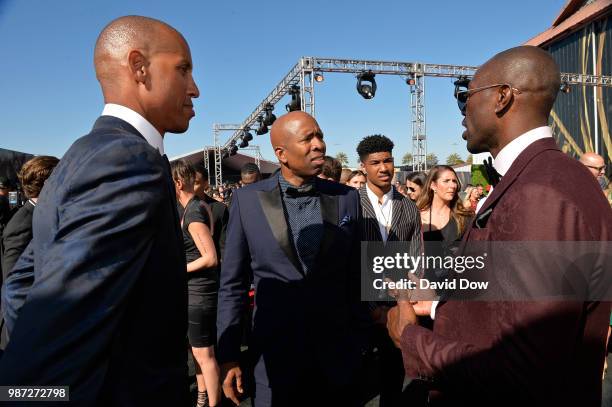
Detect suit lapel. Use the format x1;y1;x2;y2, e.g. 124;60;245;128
389;188;404;241
478;138;559;216
359;186;383;241
463;137;560;242
317;191;339;260
257;183;303;274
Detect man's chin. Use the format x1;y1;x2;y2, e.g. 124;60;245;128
466;142;488;155
168;122;190;134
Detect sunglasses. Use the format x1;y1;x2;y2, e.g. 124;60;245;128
585;164;606;172
454;80;522;114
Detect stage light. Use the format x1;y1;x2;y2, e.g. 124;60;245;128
560;82;571;93
285;85;301;112
222;150;230;159
406;73;416;86
256;115;268;135
263;103;276;126
356;71;376;99
243;127;254;142
314;73;324;82
230;145;238;156
239;139;249;148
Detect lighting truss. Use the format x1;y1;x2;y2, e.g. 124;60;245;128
215;57;612;174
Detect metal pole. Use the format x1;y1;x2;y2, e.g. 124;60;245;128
213;125;223;187
592;29;599;154
203;147;210;178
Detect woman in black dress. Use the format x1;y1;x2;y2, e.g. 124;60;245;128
171;160;219;407
417;165;474;289
417;165;473;244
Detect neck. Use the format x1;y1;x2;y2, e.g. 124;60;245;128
490;119;547;158
431;196;450;212
104;96;165;137
178;191;195;207
367;181;391;200
280;167;314;187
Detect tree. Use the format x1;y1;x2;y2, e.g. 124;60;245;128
466;154;473;165
335;152;349;167
446;153;464;166
426;153;438;167
402;153;413;165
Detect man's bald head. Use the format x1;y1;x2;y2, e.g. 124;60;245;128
580;152;606;178
477;46;561;116
270;111;320;148
462;46;561;156
270;111;326;182
94;16;185;87
93;15;199;135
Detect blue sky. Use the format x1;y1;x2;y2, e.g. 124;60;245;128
0;0;566;164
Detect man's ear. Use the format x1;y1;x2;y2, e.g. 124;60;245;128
274;146;287;165
174;178;183;191
128;50;148;84
359;161;366;174
494;85;514;115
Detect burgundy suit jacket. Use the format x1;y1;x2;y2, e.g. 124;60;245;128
400;138;612;406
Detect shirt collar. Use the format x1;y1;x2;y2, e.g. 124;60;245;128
366;183;393;206
278;173;316;195
493;126;552;176
101;103;164;155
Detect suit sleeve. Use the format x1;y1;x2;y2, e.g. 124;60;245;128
1;207;32;280
399;183;611;400
0;138;165;392
217;191;251;364
218;204;229;261
1;241;35;336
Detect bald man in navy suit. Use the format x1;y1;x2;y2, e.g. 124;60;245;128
0;16;200;406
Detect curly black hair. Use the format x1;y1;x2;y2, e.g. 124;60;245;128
356;134;394;161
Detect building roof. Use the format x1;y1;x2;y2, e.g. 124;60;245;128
170;147;280;174
525;0;612;47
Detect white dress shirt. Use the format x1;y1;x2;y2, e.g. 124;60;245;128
101;103;164;155
365;184;394;242
475;126;552;214
431;126;553;320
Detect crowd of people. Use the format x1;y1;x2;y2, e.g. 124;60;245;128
0;14;611;407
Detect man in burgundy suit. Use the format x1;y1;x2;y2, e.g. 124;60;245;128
387;46;612;406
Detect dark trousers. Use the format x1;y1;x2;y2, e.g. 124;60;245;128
372;325;405;407
253;380;361;407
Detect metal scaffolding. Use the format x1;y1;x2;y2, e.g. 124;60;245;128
239;146;262;170
213;124;242;186
213;57;612;181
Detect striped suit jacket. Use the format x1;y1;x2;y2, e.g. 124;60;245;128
359;185;422;245
359;185;423;305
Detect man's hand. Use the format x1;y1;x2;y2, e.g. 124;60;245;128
221;362;243;406
410;300;433;317
386;300;418;348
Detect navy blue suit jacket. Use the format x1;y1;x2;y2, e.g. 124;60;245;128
217;174;365;388
0;116;188;406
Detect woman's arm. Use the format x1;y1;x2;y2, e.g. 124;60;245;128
187;222;218;272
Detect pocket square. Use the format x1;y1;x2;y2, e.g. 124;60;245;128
339;214;352;226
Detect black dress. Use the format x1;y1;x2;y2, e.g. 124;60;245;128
422;215;472;296
181;196;218;348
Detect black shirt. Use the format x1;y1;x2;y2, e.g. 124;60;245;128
180;196;212;264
